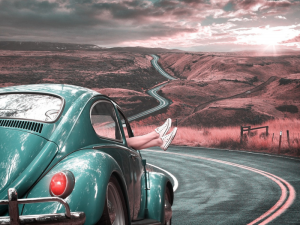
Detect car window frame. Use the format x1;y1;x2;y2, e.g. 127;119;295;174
90;99;123;143
0;91;65;123
116;106;134;138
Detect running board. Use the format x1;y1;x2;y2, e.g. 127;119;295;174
131;219;161;225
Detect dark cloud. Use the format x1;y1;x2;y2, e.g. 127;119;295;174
0;0;205;40
226;0;298;17
0;0;299;51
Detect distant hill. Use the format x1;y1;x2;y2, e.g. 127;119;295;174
107;46;183;53
0;41;103;51
0;41;182;53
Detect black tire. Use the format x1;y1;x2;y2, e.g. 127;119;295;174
164;187;172;225
98;176;129;225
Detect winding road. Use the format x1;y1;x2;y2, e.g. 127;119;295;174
141;147;300;225
127;83;170;122
127;55;176;122
130;54;300;224
150;54;177;81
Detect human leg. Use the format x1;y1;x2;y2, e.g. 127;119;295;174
127;127;178;151
132;137;163;150
126;118;171;149
126;131;159;149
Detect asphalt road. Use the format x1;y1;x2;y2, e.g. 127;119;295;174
127;83;170;122
141;146;300;225
127;54;175;122
150;54;177;80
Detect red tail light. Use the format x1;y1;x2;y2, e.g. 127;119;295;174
49;171;75;198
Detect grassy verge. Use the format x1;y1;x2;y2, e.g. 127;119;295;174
130;119;300;157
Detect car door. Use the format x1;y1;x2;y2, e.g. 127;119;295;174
90;99;136;219
90;99;146;220
116;109;146;221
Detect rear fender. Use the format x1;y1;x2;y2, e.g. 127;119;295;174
22;150;130;225
147;172;173;223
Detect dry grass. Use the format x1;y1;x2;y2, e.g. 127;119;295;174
131;119;300;157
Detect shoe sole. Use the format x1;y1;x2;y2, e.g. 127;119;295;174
157;118;171;137
162;118;172;136
162;127;177;151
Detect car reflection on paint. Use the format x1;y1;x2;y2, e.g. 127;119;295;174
0;84;174;225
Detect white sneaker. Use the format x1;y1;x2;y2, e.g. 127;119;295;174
155;118;171;137
160;127;177;151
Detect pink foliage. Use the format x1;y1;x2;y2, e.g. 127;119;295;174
131;119;300;157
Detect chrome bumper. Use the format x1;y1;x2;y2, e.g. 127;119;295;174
0;188;85;225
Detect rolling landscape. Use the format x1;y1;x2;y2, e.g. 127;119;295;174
0;41;300;155
2;1;300;224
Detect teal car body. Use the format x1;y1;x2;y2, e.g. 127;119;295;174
0;84;174;225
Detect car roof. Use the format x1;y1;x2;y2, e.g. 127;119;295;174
0;84;100;103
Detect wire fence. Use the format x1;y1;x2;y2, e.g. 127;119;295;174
241;126;300;156
271;132;300;143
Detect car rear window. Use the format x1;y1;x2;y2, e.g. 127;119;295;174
0;93;63;122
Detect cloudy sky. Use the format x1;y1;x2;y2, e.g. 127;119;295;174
1;0;300;52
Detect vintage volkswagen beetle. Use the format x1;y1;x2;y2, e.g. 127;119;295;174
0;84;174;225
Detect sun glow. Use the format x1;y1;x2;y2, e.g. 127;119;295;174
234;25;300;50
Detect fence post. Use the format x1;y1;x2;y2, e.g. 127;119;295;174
278;131;282;155
266;126;269;136
240;126;243;144
248;126;251;136
272;133;274;143
287;130;290;147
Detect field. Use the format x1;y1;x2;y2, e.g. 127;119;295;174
131;119;300;156
0;49;165;117
0;42;299;156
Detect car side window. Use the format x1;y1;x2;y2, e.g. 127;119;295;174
91;100;122;141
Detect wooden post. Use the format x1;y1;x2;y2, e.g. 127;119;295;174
278;131;282;155
272;133;274;143
248;126;251;136
240;126;243;144
266;126;269;136
287;130;290;147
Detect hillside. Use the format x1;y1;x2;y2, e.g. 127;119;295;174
0;43;299;127
156;52;300;127
0;48;169;117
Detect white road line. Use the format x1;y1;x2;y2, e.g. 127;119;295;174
147;163;179;192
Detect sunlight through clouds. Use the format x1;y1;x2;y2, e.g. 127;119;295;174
0;0;299;51
233;24;300;46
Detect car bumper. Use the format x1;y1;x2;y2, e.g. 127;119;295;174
0;188;85;225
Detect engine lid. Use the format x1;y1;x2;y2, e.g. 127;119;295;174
0;127;58;214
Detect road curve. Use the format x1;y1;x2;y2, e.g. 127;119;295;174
141;146;300;225
127;54;175;121
150;54;177;80
127;83;170;121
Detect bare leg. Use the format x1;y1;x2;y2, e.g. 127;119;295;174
126;131;160;149
137;138;163;150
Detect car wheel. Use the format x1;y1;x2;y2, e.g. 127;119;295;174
164;187;172;225
98;176;129;225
